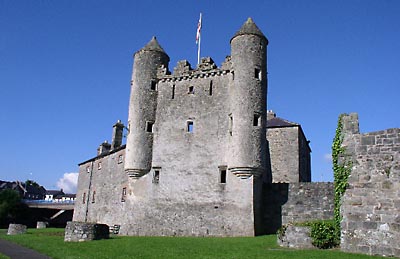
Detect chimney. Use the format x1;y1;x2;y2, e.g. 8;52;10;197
111;120;124;149
267;110;276;120
97;140;111;155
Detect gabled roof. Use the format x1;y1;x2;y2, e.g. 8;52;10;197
46;190;64;196
267;117;299;128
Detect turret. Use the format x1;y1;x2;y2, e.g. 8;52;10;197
228;18;268;178
124;37;170;178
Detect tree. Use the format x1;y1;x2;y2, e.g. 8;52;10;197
0;189;29;227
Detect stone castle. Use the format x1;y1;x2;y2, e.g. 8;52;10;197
72;18;332;237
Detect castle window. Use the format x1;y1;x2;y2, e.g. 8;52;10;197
118;154;123;164
98;162;102;170
91;191;96;203
219;166;227;184
232;71;235;80
255;68;261;80
188;86;194;94
153;170;160;184
209;81;213;96
83;192;86;204
151;80;157;91
86;166;90;173
253;113;261;127
121;187;127;202
187;121;194;133
172;85;175;99
229;114;233;136
146;121;154;133
220;169;227;184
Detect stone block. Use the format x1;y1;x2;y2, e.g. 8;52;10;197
36;221;47;229
64;221;109;242
277;225;314;249
7;224;27;235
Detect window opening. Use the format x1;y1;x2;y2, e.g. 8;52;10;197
118;155;123;164
86;166;90;173
255;68;261;80
253;113;261;127
146;121;154;133
220;169;227;184
151;80;157;90
172;85;175;99
91;191;96;203
229;114;233;136
209;81;213;96
187;121;194;133
188;86;194;94
153;170;160;184
98;162;102;170
121;187;127;202
83;192;86;204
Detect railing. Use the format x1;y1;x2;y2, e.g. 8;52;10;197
22;199;75;204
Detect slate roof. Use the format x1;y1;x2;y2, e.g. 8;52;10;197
141;36;167;53
267;117;299;128
231;17;268;43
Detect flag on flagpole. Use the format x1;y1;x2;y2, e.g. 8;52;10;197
196;13;202;44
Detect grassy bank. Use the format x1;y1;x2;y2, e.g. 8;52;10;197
0;228;384;259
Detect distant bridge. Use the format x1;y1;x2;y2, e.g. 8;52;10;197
22;200;75;210
22;200;74;224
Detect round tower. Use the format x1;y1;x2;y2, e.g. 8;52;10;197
228;18;268;178
125;37;170;178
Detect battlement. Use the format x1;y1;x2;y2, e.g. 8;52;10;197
156;56;233;82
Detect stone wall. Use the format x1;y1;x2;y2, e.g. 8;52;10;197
340;113;400;257
277;225;313;249
263;182;334;233
64;221;109;242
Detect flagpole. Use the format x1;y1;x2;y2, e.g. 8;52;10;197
196;13;202;65
197;30;201;65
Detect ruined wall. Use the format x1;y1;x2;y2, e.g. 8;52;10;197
340;113;400;257
263;182;334;233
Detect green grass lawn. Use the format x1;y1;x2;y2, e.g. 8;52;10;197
0;228;385;259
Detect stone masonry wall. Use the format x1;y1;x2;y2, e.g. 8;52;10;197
340;113;400;257
263;182;334;233
64;221;109;242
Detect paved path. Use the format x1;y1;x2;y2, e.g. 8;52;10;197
0;238;51;259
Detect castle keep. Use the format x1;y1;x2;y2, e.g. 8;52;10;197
72;18;323;237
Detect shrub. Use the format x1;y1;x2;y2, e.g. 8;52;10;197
309;221;339;249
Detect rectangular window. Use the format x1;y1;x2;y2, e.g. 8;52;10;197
146;121;154;133
253;113;261;127
98;162;102;170
118;154;123;164
188;86;194;94
220;170;227;183
83;192;86;204
151;80;157;90
86;166;90;173
229;114;233;136
209;81;213;96
172;85;175;99
219;166;227;184
91;191;96;203
255;68;261;80
121;187;127;202
187;121;194;133
153;170;160;184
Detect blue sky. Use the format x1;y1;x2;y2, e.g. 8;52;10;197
1;0;399;191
